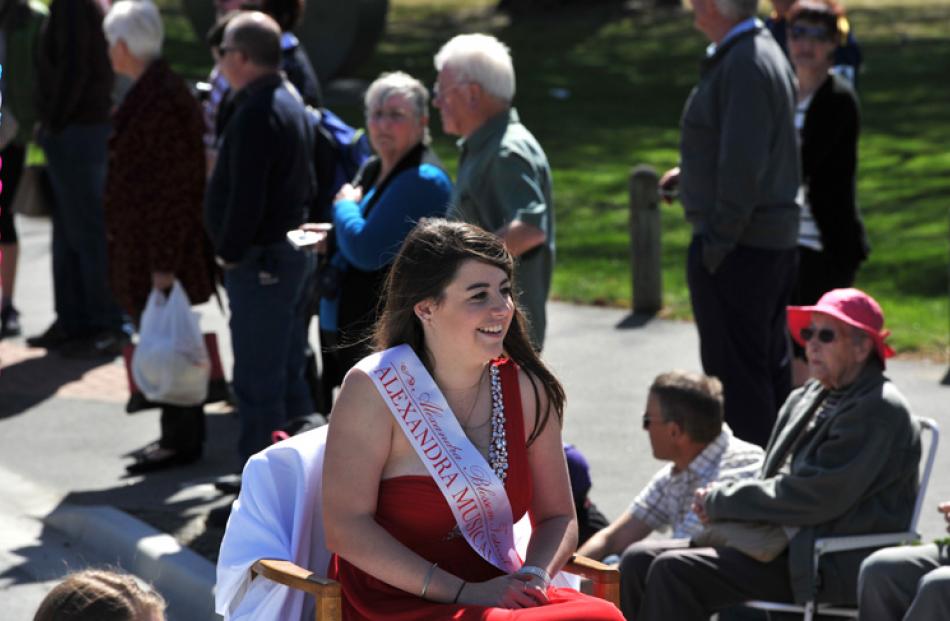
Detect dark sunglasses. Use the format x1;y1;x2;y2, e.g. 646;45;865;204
800;327;837;344
789;24;833;42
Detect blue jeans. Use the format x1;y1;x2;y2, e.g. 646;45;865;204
225;241;314;461
41;123;124;336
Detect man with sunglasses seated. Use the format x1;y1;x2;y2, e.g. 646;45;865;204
576;372;763;612
628;288;921;620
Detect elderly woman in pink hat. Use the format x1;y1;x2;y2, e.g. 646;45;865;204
787;286;894;388
660;287;920;617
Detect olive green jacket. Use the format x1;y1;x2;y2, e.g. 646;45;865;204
705;365;920;604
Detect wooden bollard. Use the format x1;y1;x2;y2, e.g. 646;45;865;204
629;165;662;314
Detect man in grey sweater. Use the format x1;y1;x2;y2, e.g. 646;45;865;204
661;0;800;448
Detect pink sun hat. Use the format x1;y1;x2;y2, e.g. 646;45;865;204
787;288;895;367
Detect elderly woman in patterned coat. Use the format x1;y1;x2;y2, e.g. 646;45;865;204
103;0;216;474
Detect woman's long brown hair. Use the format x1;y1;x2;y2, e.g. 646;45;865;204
373;218;565;444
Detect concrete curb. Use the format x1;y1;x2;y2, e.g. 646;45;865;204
44;505;218;621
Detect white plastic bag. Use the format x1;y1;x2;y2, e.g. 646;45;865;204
132;281;210;406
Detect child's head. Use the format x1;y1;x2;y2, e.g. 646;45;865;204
34;569;166;621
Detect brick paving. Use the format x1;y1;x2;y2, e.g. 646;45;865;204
0;341;128;404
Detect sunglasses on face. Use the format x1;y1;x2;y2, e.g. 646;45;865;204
789;24;834;42
800;326;837;344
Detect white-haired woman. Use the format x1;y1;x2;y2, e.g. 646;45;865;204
102;0;216;474
302;71;452;404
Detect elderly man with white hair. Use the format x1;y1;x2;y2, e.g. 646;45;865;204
433;34;553;350
659;0;800;449
102;0;215;473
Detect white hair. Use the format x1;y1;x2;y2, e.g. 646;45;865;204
433;33;515;102
364;71;431;144
713;0;759;21
103;0;164;61
365;71;429;121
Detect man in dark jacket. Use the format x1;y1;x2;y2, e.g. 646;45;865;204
28;0;128;357
205;11;315;463
660;0;800;448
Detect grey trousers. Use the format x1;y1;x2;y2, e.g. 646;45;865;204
619;538;794;620
858;543;950;621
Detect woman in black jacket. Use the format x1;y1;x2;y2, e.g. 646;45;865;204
787;0;869;384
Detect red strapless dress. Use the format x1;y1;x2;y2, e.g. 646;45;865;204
328;358;623;620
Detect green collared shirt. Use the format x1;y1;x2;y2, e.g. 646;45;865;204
449;108;554;348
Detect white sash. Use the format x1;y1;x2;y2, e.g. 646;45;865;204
356;345;521;573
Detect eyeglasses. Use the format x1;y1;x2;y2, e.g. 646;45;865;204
217;45;239;57
642;414;665;430
366;108;411;124
800;326;837;344
789;24;833;42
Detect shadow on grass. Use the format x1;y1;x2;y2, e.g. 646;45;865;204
860;256;948;298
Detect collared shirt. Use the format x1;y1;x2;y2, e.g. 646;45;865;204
629;425;764;538
449;107;554;348
706;17;762;57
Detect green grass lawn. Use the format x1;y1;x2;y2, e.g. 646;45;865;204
159;0;950;355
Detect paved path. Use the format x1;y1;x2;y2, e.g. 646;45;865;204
2;215;948;619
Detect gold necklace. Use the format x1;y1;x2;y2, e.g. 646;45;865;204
456;366;488;429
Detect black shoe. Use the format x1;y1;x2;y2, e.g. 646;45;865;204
26;322;72;349
59;329;130;359
125;440;162;459
0;306;21;338
124;447;201;474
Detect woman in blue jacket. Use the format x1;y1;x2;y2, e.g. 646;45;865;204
308;71;452;396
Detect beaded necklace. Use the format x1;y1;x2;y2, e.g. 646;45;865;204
487;364;509;483
443;363;510;542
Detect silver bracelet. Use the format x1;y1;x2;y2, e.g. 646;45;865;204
516;565;551;586
420;562;438;599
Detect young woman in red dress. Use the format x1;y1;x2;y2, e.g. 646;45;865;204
322;219;623;620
